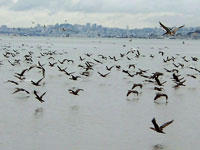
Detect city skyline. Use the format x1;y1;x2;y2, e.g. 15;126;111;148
0;0;199;28
0;21;199;39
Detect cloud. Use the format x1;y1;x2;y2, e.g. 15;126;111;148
0;0;199;28
8;0;199;14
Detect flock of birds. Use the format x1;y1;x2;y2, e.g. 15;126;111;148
1;22;190;134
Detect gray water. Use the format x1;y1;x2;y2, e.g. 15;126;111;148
0;36;200;150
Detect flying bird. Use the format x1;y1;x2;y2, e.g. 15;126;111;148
154;93;168;103
127;90;139;97
159;21;184;36
6;80;18;85
68;89;83;95
31;78;44;86
97;72;110;77
13;88;30;94
150;118;174;134
33;90;46;103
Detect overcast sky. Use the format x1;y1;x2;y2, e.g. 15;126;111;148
0;0;199;28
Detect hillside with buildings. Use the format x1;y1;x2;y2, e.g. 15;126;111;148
0;23;200;39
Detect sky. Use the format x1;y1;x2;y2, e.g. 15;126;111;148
0;0;199;29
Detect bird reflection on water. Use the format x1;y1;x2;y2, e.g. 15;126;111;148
153;144;165;150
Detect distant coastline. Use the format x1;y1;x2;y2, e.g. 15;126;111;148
0;23;199;39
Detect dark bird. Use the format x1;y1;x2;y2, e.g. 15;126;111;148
150;118;174;134
182;56;189;62
113;56;119;61
154;93;168;103
15;68;28;77
33;90;46;103
31;78;44;86
120;53;125;58
106;66;114;71
191;57;198;61
58;59;67;64
126;50;135;55
85;53;92;57
122;70;129;74
159;21;184;36
127;90;139;97
40;67;46;78
154;87;164;91
79;56;85;61
159;51;164;56
38;61;45;67
13;88;30;94
189;67;200;73
57;65;67;72
66;59;74;63
6;80;18;85
14;75;25;80
8;60;16;66
93;59;103;64
98;54;107;60
81;71;90;77
150;54;154;58
97;72;110;77
127;72;135;77
115;65;121;70
49;62;57;67
48;56;55;60
69;75;81;80
68;89;83;95
63;70;75;76
172;73;183;83
132;83;143;89
164;68;179;73
28;65;37;71
129;64;135;69
173;80;186;88
155;76;167;86
127;56;132;60
186;74;196;79
151;72;163;79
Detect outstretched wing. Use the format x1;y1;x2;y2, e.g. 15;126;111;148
127;90;132;96
178;25;184;29
173;25;184;32
37;78;44;84
159;22;170;32
41;92;47;98
160;120;174;129
152;118;160;131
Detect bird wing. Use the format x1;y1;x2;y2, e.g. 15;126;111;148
154;94;159;100
159;22;170;32
127;90;132;96
40;92;46;98
24;90;30;94
37;78;43;84
178;25;184;29
104;72;110;76
20;69;28;76
97;72;103;76
152;118;160;131
160;120;174;129
13;88;20;94
173;25;184;33
163;94;168;100
76;89;83;93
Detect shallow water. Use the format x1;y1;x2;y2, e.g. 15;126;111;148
0;36;200;150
